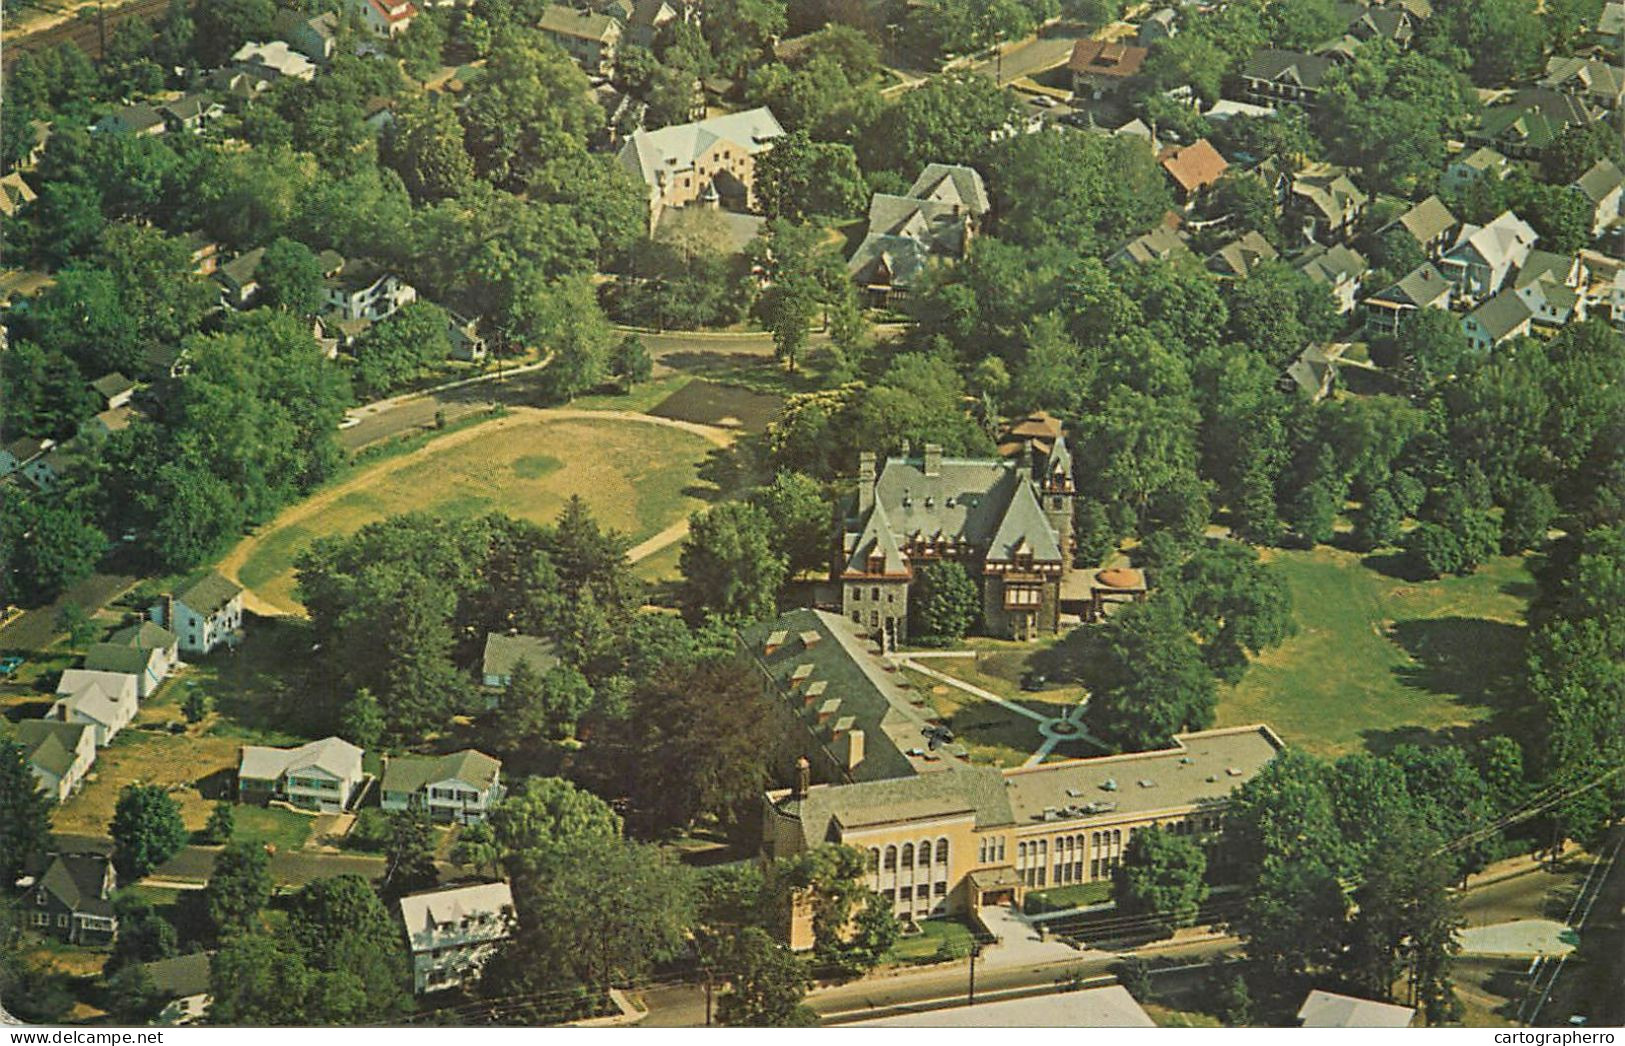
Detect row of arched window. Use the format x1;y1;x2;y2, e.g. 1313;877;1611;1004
867;838;950;876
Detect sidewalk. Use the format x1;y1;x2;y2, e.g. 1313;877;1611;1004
345;359;550;421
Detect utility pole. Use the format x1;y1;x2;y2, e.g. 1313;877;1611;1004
704;969;714;1027
968;943;981;1005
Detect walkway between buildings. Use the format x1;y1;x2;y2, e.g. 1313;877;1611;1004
892;655;1106;766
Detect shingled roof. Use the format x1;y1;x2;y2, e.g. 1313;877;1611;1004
176;572;243;616
381;749;501;795
38;854;115;919
16;720;91;778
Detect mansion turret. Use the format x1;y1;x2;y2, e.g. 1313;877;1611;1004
837;437;1075;646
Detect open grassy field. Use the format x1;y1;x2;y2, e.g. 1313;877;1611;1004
1213;545;1534;758
230;411;725;613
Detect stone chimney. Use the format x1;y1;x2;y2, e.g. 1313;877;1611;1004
923;443;942;478
793;756;810;799
842;728;865;772
858;451;876;514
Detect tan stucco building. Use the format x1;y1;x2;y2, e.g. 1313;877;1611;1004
615;107;784;232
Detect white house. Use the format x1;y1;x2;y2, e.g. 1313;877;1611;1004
381;749;504;824
322;261;417;322
142;953;213;1026
351;0;416;37
398;882;515;995
84;643;168;699
1461;288;1536;350
107;620;182;679
1296;243;1369;313
16;720;97;802
237;737;365;812
1440;211;1538;302
53;669;141;746
1572;159;1624;237
150;572;244;655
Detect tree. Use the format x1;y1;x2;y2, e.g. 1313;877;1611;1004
337;688;385;750
205;841;273;936
767;845;898;975
474;775;623;879
1352;487;1404;551
103;961;161;1025
352;301;452;397
1405;513;1495;578
753;132;866;221
55;603;98;650
501;660;595;745
192;0;274;65
1223;260;1340;368
678;502;787;627
859;73;1020;176
380;810;438;898
1499;478;1557;554
752;219;847;372
112;784;188;880
983;130;1172;255
208;935;315;1025
609;336;652;390
256;237;324;315
461;28;603;189
1082;598;1217;752
3;492;108;606
1113;826;1210;935
0;739;52;887
285;874;411;1021
182;689;212;724
109;894;178;967
1170;543;1294;684
909;561;979;646
381;93;474;202
747;472;831;579
201;800;235;845
716;927;816;1026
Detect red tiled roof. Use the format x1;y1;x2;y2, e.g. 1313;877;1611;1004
1159;139;1229;194
366;0;416;22
1068;38;1149;78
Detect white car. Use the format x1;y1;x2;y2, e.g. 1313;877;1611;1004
1031;95;1057;108
338;416;361;430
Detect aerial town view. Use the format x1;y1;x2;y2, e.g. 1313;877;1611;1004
0;0;1621;1032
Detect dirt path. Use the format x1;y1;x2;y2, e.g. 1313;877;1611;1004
217;407;736;617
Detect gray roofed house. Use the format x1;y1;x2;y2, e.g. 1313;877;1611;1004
1384;194;1458;256
16;720;97;802
1539;55;1625;111
217;247;267;308
1109;224;1193;268
1572;158;1623;235
176;572;245;617
1239;49;1335;108
623;0;678;49
381;749;505;823
30;853;118;944
91;372;136;409
92;104;166;137
1470;88;1593;158
848;164;989;305
905;163;992;218
84;642;168;698
1363;262;1452;337
1461;287;1536;349
1440;210;1539;301
238;736;365;811
159;94;224;134
399;882;514;994
142;952;214;1025
1442;146;1510;193
1298;989;1415;1028
111;620;181;651
274;8;339;62
1285;162;1368;242
1280;342;1348;399
1296;243;1369;312
0;435;50;477
538;4;622;76
481;633;559;689
1205;229;1279;279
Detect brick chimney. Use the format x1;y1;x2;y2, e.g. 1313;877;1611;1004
793;756;810;799
858;451;876;514
923;443;942;478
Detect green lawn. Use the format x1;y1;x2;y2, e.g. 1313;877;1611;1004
1214;545;1534;758
1024;881;1112;914
884;917;978;965
219;805;313;853
230;414;721;613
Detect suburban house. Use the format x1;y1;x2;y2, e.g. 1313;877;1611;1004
274;8;338;63
1596;0;1624;48
380;749;505;824
1067;38;1148;99
1296;243;1369;313
1284;163;1368;244
150;573;245;655
1347;5;1414;46
761;725;1285;945
1363;262;1453;337
847;164;990;306
216;247;266;308
1572;159;1624;237
837;440;1074;646
85;642;168;699
481;632;559;689
83;405;135;439
0;171;38;218
622;0;678;48
1298;990;1415;1028
184;231;221;276
1538;55;1625;112
351;0;417;36
1439;210;1539;301
539;5;622;77
399;882;515;994
1461;288;1536;350
1469;88;1592;159
1381;195;1458;257
0;436;50;478
1159;139;1228;207
53;669;141;746
1281;342;1347;400
1442;146;1511;194
1137;7;1177;45
16;720;97;801
108;620;182;679
616;107;785;231
237;737;366;812
142;952;213;1025
322;260;418;322
229;41;316;85
1109;224;1194;268
27;854;118;945
1516;274;1585;329
91;372;137;411
159;94;224;134
92;104;166;136
1238;49;1334;109
447;311;487;361
1205;230;1278;279
22;449;66;491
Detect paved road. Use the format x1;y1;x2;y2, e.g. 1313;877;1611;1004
1;0;168;61
966;34;1081;86
0;572;139;654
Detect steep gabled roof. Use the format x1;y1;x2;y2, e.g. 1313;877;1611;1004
905;164;990;216
1573;158;1625;205
617;108;785;188
1242;49;1333;89
985;480;1063;564
1464;287;1535;339
1159;139;1228;194
1370;262;1451;308
109;621;179;650
1391;195;1458;244
16;720;91;778
39;854;115;917
843;498;909;577
176;572;243;616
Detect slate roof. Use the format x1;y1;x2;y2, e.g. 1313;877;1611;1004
740;608;957;782
109;621;179;650
770;763;1015;849
844;497;909;576
1206;230;1278;277
1370;262;1452;307
16;720;91;778
1283;342;1344;397
1242;49;1334;90
381;749;501;795
1573;158;1624;205
856;454;1065;565
1391;195;1458;244
617;108;784;189
3;436;47;464
985;480;1063;564
1159;139;1228;194
481;633;559;681
1298;990;1415;1028
1451;146;1508;176
238;736;362;783
176;572;243;616
906;164;991;216
1464;288;1535;339
38;854;115;918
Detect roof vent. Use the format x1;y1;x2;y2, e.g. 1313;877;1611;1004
1179;756;1193;764
790;663;814;684
1066;788;1085;798
799;629;822;649
924;496;934;508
